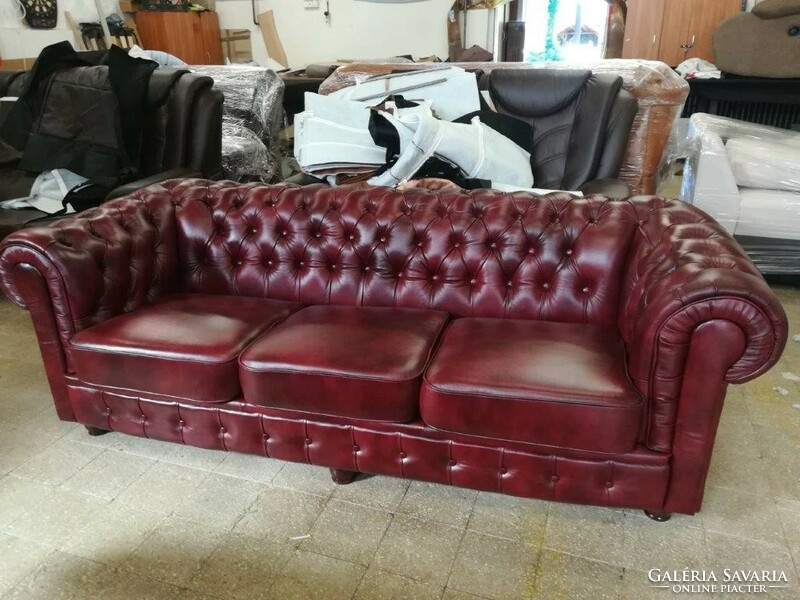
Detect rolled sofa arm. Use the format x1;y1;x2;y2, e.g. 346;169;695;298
0;183;182;359
619;197;788;454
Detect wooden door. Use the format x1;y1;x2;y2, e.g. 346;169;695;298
622;0;666;60
199;12;223;65
657;0;694;66
686;0;742;63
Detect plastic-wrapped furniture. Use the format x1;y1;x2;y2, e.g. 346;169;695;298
682;113;800;274
319;59;689;195
0;180;787;519
190;66;285;183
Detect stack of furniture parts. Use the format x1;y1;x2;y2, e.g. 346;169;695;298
0;180;787;519
0;67;223;240
318;59;689;196
682;113;800;275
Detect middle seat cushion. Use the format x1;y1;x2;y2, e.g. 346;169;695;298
70;293;302;403
239;305;449;422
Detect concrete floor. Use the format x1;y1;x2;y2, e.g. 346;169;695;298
1;288;799;600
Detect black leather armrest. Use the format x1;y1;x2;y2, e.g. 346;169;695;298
107;168;201;200
579;178;631;199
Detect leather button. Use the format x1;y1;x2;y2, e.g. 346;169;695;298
582;287;590;293
304;438;312;445
449;459;457;467
399;452;407;459
489;242;497;248
528;248;535;254
470;279;477;284
299;261;305;267
219;426;227;434
453;243;461;248
178;419;185;426
262;433;270;441
551;475;559;482
250;228;257;234
315;233;322;238
236;260;242;266
432;275;439;281
281;230;288;236
506;281;513;287
349;235;355;240
364;266;371;272
353;445;360;452
542;283;550;289
380;236;387;243
417;242;423;247
566;249;573;256
499;467;508;475
605;481;614;488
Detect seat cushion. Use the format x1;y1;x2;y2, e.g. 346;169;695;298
70;294;301;403
239;305;449;422
420;318;642;453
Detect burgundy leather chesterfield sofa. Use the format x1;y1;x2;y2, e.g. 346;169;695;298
0;180;787;519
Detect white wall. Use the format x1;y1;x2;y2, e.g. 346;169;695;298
215;0;493;69
0;0;120;59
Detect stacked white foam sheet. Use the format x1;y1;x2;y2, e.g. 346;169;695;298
327;67;481;122
294;67;534;190
294;93;388;175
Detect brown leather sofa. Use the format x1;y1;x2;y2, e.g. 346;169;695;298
0;68;223;239
0;180;787;519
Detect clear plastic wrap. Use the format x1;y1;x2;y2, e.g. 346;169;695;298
318;59;689;195
190;65;286;182
681;113;800;274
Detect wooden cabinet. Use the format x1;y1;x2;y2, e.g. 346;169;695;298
622;0;666;61
136;10;223;65
622;0;742;67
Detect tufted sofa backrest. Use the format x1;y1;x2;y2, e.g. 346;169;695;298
157;181;642;327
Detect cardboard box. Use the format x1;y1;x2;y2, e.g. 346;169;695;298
220;29;253;64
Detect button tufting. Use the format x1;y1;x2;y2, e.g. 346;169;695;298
551;475;559;482
489;242;497;248
470;278;477;284
543;282;550;289
380;236;386;243
449;460;457;466
219;426;227;434
432;275;439;281
304;438;312;445
605;481;614;488
353;445;360;452
499;467;508;475
399;451;407;459
566;249;573;256
582;287;590;293
528;248;535;254
178;419;185;426
349;234;355;241
262;433;270;441
506;281;513;287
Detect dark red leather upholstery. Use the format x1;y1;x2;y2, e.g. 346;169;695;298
421;318;642;453
0;180;788;515
71;294;300;402
240;305;448;422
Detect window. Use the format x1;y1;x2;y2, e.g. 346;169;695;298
525;0;610;62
